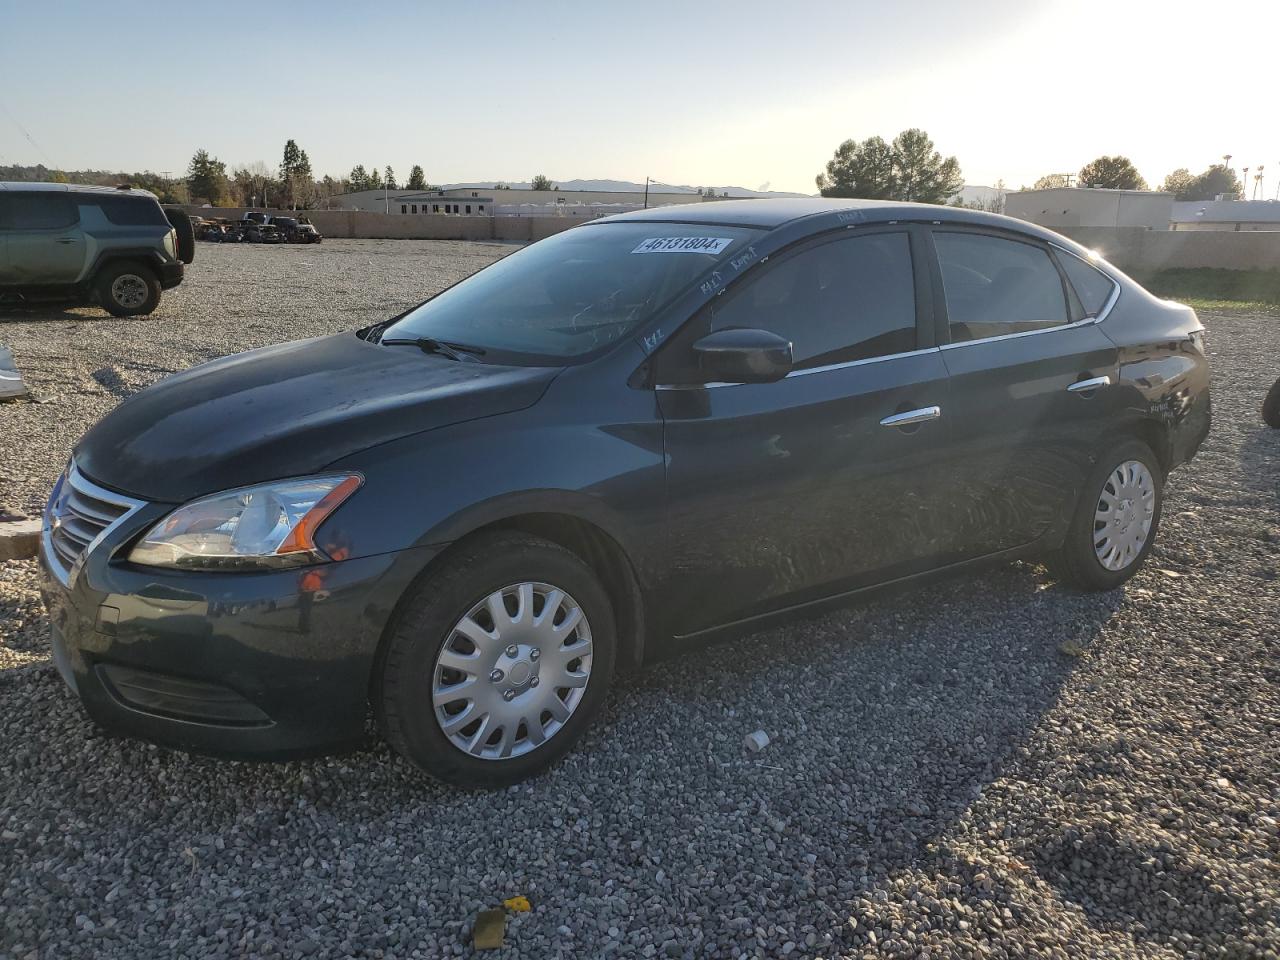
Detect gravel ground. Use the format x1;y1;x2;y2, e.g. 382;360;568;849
1;241;1278;959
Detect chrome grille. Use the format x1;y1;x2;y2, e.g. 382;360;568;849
44;465;146;584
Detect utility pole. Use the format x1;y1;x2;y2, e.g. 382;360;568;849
385;182;389;214
643;177;651;209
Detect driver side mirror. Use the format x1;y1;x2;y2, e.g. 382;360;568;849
691;328;793;384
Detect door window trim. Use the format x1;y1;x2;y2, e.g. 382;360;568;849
925;225;1092;349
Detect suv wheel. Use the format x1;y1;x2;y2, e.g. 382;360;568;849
375;532;616;787
1049;438;1163;591
96;261;161;317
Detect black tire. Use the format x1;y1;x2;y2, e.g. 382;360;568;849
375;531;617;788
164;208;196;264
1048;438;1164;591
1263;376;1280;428
94;261;161;317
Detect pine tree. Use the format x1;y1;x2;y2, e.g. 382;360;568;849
407;165;427;190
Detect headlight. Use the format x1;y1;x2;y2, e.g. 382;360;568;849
128;474;362;571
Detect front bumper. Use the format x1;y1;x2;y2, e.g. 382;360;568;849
39;518;438;759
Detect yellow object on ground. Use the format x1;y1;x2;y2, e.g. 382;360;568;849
503;896;532;912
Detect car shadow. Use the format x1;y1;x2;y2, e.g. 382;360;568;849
0;303;146;323
8;556;1183;953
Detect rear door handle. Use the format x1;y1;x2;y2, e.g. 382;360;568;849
1067;375;1111;394
880;405;941;428
55;237;79;244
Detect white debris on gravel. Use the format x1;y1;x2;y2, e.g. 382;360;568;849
1;241;1278;959
744;730;771;753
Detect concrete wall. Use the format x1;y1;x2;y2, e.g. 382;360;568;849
1006;188;1173;230
178;206;1280;273
1055;226;1280;272
180;205;585;242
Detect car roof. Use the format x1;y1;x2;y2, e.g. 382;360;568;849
0;181;160;200
590;197;1069;244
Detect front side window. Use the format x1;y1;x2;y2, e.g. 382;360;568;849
385;222;762;362
1057;250;1118;318
2;192;79;230
934;232;1068;341
707;232;917;370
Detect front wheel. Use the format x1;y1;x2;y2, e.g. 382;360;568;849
1049;439;1164;591
1263;376;1280;428
375;532;616;787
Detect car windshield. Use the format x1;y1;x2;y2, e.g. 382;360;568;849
382;221;763;362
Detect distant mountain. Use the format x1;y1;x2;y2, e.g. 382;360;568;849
441;178;811;199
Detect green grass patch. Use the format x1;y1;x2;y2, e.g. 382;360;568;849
1133;267;1280;307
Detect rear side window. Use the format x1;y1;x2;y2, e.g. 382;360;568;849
709;232;917;369
1057;250;1118;318
934;232;1068;341
90;195;169;226
1;192;79;229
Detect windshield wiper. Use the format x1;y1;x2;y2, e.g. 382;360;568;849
380;337;486;361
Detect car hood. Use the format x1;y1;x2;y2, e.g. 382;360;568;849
75;333;560;503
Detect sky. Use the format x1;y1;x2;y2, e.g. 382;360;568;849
3;0;1279;196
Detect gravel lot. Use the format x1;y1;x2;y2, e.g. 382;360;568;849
2;240;1278;959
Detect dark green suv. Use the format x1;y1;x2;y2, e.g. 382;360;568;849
0;182;194;316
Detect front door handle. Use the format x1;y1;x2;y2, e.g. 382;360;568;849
55;237;79;244
880;405;942;428
1067;375;1111;394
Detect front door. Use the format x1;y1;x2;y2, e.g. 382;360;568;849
1;192;84;285
654;228;952;636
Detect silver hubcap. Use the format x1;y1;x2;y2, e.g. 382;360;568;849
110;274;148;309
432;582;592;760
1093;460;1156;571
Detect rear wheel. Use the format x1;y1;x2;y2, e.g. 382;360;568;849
1049;438;1163;591
1263;376;1280;428
95;261;160;316
375;532;616;787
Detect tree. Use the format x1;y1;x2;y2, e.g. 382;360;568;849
1179;164;1243;201
280;139;302;181
407;165;427;190
1078;155;1148;190
384;166;398;190
891;128;964;203
815;135;895;199
1160;167;1194;198
1033;173;1072;189
349;165;370;191
368;167;383;189
531;174;554;191
815;128;961;204
186;149;231;206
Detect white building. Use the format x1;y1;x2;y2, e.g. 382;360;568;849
1004;187;1174;230
1170;199;1280;231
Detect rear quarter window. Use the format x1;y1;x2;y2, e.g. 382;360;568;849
89;195;170;226
1057;250;1119;318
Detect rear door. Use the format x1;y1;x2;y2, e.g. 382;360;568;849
927;227;1120;557
3;192;84;285
655;226;953;636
